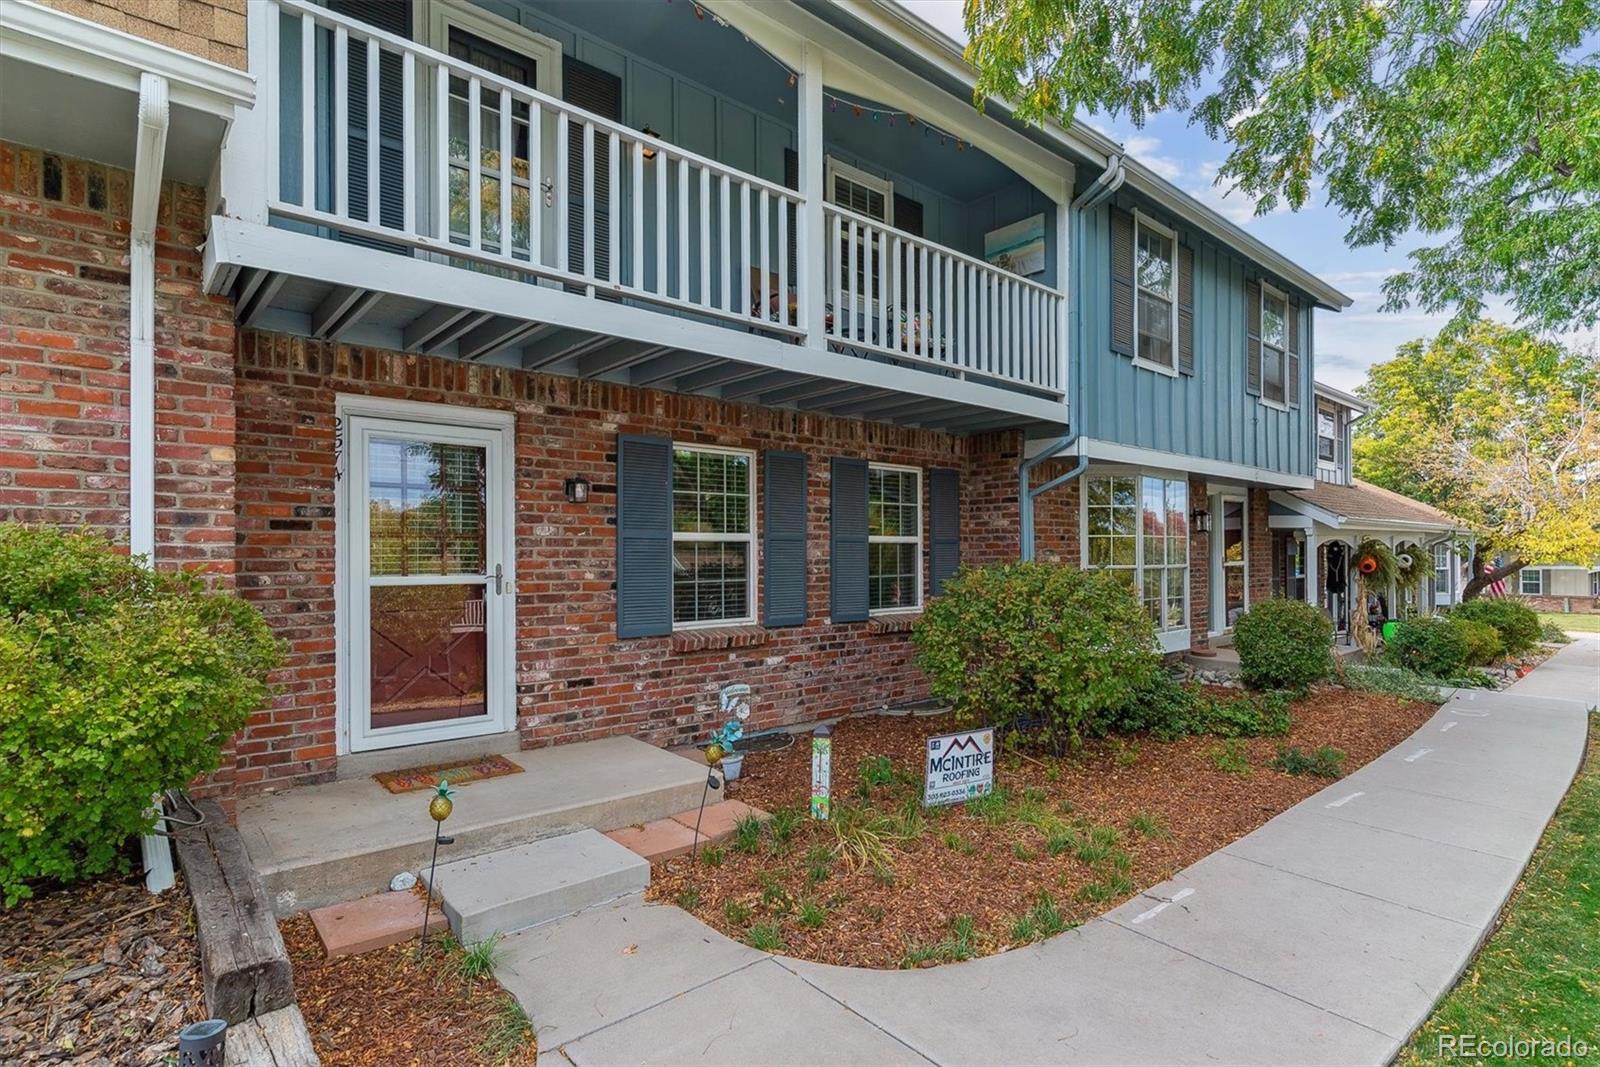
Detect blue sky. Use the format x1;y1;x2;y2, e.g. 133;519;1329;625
895;0;1598;393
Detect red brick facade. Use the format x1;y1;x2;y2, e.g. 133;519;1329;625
1517;593;1599;615
229;331;1077;792
0;144;237;578
1246;487;1273;606
1188;476;1211;648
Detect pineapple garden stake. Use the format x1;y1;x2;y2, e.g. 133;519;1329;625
692;717;743;860
417;780;455;960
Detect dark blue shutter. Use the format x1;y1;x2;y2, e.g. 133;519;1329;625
328;0;409;252
763;451;807;627
830;458;868;623
929;468;960;595
617;434;672;638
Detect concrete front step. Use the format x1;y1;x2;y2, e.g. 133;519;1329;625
237;736;706;915
422;830;649;944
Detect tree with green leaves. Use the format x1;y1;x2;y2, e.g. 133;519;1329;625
1353;320;1600;598
963;0;1600;332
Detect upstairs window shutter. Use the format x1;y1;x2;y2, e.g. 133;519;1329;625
893;193;924;238
1286;299;1302;406
829;458;869;623
763;450;808;627
783;148;799;291
565;58;622;283
330;0;410;252
1109;207;1135;356
1177;244;1195;375
1245;278;1263;396
929;468;960;595
616;434;672;639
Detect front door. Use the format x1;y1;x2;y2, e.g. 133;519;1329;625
342;408;514;752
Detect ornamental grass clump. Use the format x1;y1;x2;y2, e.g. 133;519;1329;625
0;525;280;905
913;563;1161;751
1232;598;1334;690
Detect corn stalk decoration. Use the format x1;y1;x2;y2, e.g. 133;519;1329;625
1350;539;1402;652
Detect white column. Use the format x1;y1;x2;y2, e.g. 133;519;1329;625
1054;196;1070;401
1305;527;1319;608
796;43;826;349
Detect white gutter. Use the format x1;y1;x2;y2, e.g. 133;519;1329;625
132;71;175;896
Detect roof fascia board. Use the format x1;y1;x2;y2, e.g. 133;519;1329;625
0;0;255;118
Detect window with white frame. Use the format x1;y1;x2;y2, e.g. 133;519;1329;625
1519;568;1544;596
1134;217;1177;371
1591;570;1599;598
867;464;921;612
1317;406;1338;464
1086;474;1188;633
1260;285;1289;404
671;446;754;626
827;158;892;224
1433;543;1451;596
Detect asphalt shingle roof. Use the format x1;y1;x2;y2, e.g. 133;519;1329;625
1287;478;1458;529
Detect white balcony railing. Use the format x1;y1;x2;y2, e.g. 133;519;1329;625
264;0;802;335
255;0;1062;397
824;204;1063;393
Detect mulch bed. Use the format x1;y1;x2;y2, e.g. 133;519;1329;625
0;871;205;1065
649;685;1435;969
281;915;535;1067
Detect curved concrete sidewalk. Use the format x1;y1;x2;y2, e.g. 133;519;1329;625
502;638;1597;1066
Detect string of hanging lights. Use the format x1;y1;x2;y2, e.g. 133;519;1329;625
674;0;973;152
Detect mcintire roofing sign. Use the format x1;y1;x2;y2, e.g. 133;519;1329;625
924;728;994;807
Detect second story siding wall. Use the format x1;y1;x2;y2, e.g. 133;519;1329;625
1074;191;1314;480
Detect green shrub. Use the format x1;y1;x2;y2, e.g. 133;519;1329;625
1340;664;1444;703
1232;598;1335;690
1450;598;1542;657
1102;671;1205;739
0;526;280;905
1272;745;1346;778
1456;618;1506;666
1205;689;1293;738
1539;620;1573;645
914;563;1161;749
1385;616;1470;678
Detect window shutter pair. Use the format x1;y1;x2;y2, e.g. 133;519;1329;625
1245;278;1263;397
828;460;959;623
1109;207;1194;373
615;436;810;637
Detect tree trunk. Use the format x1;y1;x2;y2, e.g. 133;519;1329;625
1460;550;1527;602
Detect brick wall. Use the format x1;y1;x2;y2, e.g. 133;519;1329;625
1517;593;1600;614
33;0;246;68
232;331;1037;792
1188;476;1210;647
0;143;237;577
1247;487;1273;606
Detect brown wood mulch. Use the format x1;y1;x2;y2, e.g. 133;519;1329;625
281;915;535;1067
648;685;1435;969
0;871;206;1065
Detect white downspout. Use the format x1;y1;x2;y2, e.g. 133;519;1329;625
132;72;175;895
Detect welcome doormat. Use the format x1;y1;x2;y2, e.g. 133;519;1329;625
373;754;524;794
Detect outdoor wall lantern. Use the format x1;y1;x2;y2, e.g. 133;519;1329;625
640;127;660;160
1190;508;1211;534
565;476;592;504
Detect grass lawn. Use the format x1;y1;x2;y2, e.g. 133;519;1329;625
1539;611;1600;633
1400;713;1599;1065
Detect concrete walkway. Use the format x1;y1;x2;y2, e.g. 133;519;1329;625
503;638;1597;1066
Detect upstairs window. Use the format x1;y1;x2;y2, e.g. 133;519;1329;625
1134;216;1177;372
1261;285;1289;404
826;158;892;224
1317;407;1338;464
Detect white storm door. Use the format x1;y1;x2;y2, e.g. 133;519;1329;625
344;411;514;752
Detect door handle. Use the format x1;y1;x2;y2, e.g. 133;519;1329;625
493;563;505;596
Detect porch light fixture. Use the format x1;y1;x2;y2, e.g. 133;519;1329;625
565;476;591;504
1190;507;1211;535
640;128;660;161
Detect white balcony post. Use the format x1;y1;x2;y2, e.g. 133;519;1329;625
215;0;274;223
796;43;826;349
1054;195;1071;400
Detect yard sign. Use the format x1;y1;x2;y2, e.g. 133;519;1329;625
924;728;994;807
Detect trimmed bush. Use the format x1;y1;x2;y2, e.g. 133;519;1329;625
914;563;1161;749
1385;615;1470;678
0;525;280;905
1232;598;1335;690
1456;618;1505;666
1101;671;1204;739
1450;598;1542;658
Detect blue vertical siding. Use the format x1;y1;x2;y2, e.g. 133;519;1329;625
1074;191;1313;479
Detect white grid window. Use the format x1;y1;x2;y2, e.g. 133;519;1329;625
1134;217;1176;372
1520;568;1544;596
868;464;921;613
1261;286;1288;404
1317;408;1338;463
1086;474;1188;633
1433;544;1451;597
671;446;755;626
